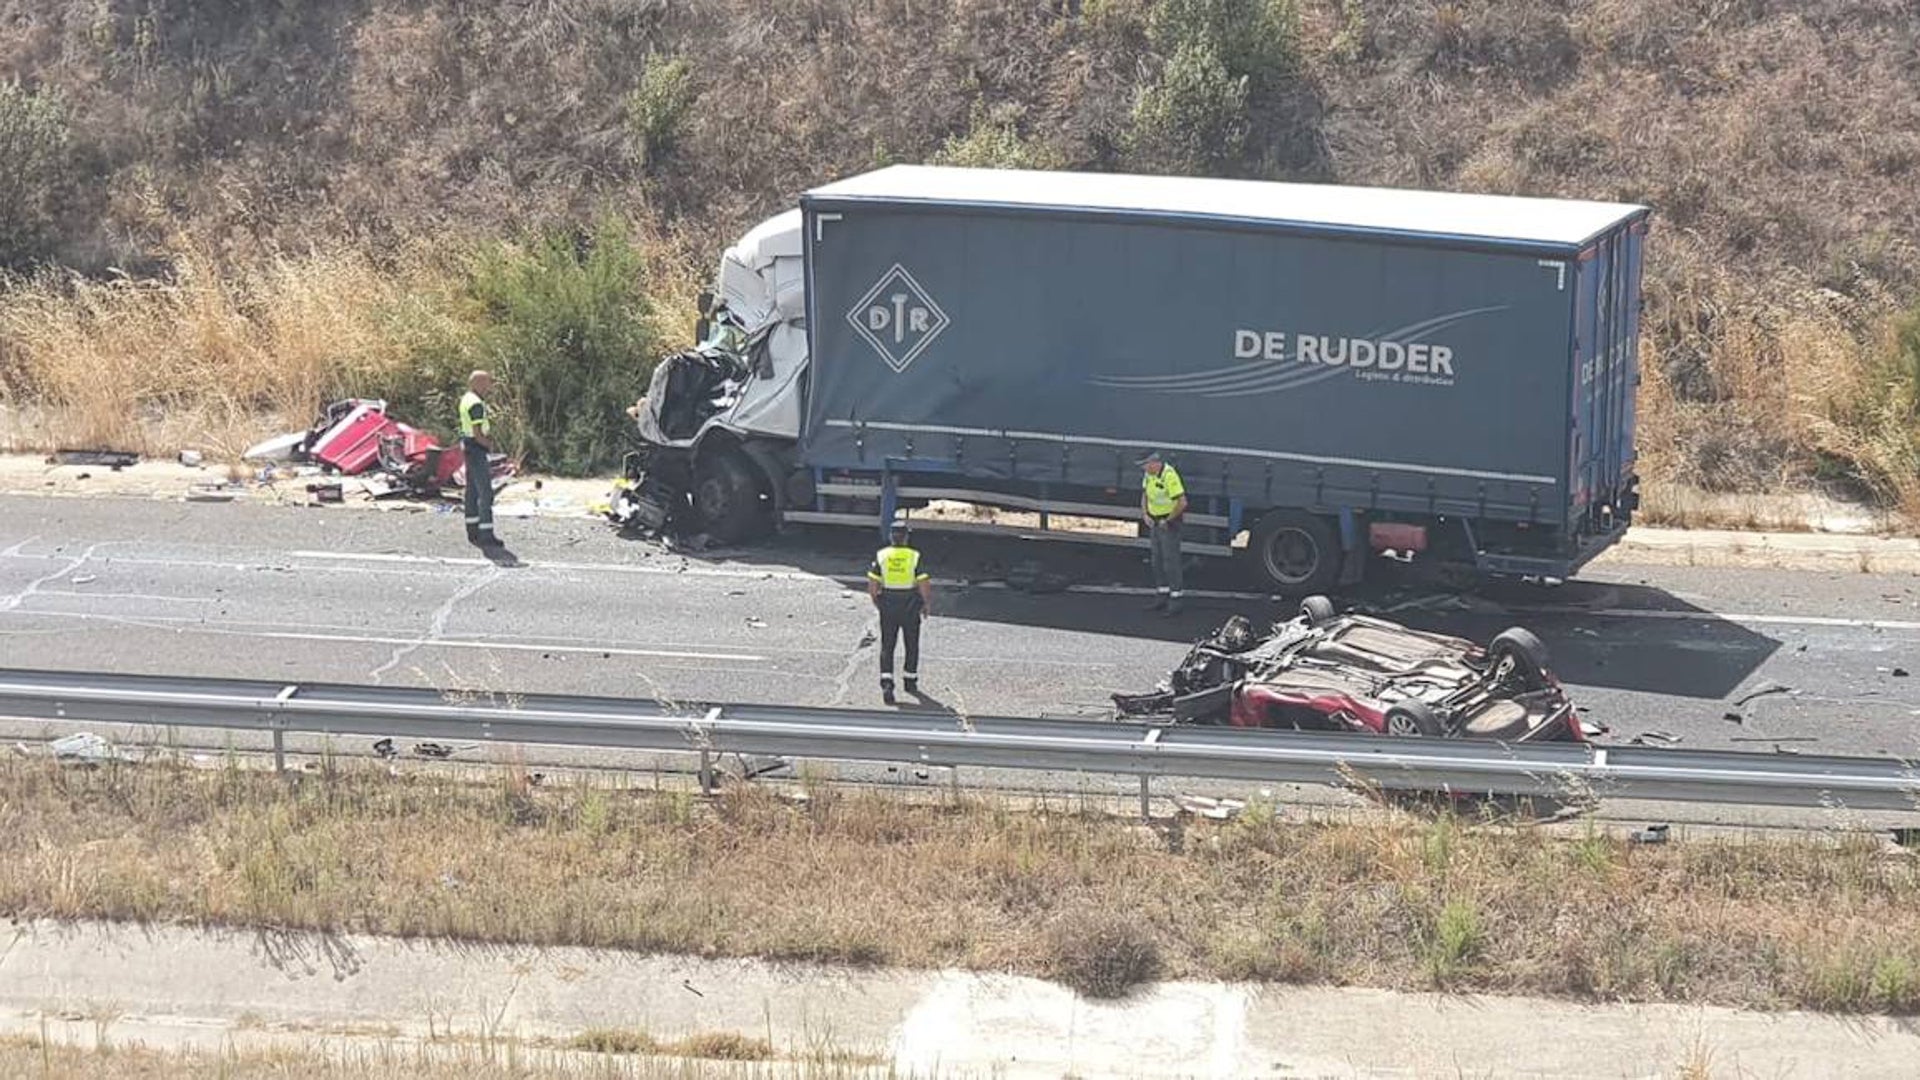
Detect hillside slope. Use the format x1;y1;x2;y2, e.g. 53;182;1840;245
1;0;1916;500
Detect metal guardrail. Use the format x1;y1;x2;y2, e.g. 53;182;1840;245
0;668;1916;812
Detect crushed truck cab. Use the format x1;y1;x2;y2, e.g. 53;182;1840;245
617;166;1650;591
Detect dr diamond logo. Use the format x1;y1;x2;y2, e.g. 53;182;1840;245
847;264;949;373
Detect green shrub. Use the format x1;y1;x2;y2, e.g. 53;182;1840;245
932;102;1064;170
1126;41;1248;173
1147;0;1299;94
466;215;655;475
0;81;74;268
627;55;696;169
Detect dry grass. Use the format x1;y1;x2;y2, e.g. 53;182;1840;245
2;758;1918;1012
0;247;434;456
569;1031;774;1062
0;1034;899;1078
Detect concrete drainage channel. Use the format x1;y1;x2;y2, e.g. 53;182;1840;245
3;668;1918;816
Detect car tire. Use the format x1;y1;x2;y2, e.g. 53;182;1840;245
691;444;770;543
1384;701;1444;737
1300;595;1337;627
1489;627;1551;689
1246;510;1340;594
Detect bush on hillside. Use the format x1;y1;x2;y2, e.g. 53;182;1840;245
466;215;654;476
627;55;695;170
1147;0;1299;94
932;102;1064;170
0;81;74;268
1127;41;1248;174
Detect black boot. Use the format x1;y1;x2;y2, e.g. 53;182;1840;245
904;678;919;696
882;683;897;706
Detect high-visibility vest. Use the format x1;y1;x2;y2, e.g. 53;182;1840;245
1143;464;1185;517
869;546;926;590
458;391;490;439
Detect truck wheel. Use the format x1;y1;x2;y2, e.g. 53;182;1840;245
691;445;770;543
1247;510;1340;594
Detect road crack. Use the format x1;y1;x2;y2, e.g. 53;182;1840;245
370;565;501;683
0;542;99;613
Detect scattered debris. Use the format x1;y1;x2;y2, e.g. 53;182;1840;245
1733;681;1794;707
68;574;96;586
178;449;204;467
242;398;514;502
413;742;458;759
1722;711;1744;724
1630;730;1683;746
1171;794;1246;820
185;487;236;503
52;449;139;469
1895;668;1911;678
50;732;131;764
307;482;344;504
745;617;768;629
1629;823;1671;845
371;738;398;760
680;980;704;998
856;628;876;648
1576;717;1609;739
11;742;31;758
729;754;791;780
242;432;306;462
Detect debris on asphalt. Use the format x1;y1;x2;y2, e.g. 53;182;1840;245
307;481;344;504
1577;718;1609;739
1722;711;1744;724
1629;823;1671;845
1733;681;1794;707
1895;668;1910;678
729;753;791;780
1630;730;1683;746
1172;794;1246;820
745;617;768;629
177;449;204;467
50;732;132;764
52;449;139;470
412;741;477;759
185;486;236;503
371;738;398;760
68;574;96;585
243;398;515;502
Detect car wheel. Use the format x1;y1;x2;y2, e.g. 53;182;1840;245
1299;595;1337;627
1246;510;1340;594
1384;701;1444;737
1489;627;1551;689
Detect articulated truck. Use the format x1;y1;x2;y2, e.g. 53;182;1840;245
615;165;1650;593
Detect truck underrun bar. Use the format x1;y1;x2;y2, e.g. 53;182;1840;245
0;669;1915;812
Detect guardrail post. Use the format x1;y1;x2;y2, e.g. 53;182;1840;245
698;750;715;796
1138;775;1151;819
272;685;297;774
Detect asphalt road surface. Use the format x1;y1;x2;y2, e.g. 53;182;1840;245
1;495;1917;766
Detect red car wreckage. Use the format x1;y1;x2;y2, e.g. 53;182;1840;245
1114;597;1584;742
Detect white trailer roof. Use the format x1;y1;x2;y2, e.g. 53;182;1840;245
806;165;1646;250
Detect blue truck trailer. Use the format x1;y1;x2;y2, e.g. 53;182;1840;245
619;165;1650;592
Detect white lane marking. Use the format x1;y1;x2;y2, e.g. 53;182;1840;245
18;546;1919;634
32;591;215;604
1510;606;1920;633
0;607;765;662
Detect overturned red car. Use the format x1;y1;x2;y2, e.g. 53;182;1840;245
1114;597;1583;742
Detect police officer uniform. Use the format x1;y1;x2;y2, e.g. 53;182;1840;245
458;385;496;547
1141;451;1186;614
867;517;931;705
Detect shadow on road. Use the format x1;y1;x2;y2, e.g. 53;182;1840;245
651;525;1783;701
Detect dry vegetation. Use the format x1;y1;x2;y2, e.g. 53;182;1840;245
0;0;1917;501
0;1035;900;1079
3;758;1918;1012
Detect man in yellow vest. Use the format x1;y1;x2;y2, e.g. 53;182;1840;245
1141;450;1187;615
867;513;933;705
458;370;499;548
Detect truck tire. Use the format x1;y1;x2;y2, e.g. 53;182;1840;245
1246;510;1340;594
691;445;770;543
